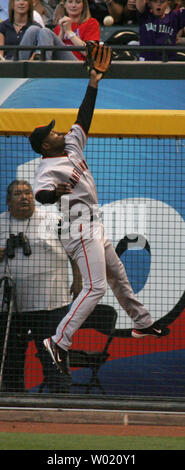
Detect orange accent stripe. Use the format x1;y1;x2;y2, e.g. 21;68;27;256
42;153;68;159
57;236;92;345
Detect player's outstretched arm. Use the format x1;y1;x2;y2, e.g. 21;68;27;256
76;44;111;133
89;69;103;89
75;69;102;135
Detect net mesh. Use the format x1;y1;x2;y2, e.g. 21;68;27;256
0;134;184;397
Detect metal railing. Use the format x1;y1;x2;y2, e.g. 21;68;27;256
0;44;185;79
1;43;185;62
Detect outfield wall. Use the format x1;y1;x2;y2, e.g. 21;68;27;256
0;76;184;398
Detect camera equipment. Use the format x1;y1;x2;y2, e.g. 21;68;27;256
6;232;32;258
0;275;18;391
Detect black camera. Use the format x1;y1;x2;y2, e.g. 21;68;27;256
6;233;32;258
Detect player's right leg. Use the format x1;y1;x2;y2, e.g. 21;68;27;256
52;234;107;350
43;337;70;375
44;230;107;373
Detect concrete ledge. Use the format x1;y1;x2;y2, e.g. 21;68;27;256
1;60;185;79
0;394;185;412
0;409;184;427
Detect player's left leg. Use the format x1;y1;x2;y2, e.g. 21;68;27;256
104;237;154;329
104;238;170;337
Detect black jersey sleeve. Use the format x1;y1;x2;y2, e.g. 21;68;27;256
35;189;58;204
75;85;97;135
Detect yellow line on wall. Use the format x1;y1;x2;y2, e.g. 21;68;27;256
0;109;185;137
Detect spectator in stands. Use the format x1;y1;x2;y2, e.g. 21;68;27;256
136;0;185;61
0;0;43;60
33;0;56;25
172;0;185;10
53;0;100;61
71;0;109;24
171;0;185;46
101;0;139;60
18;0;100;60
0;0;75;60
0;180;82;392
171;0;185;59
0;0;8;21
33;0;45;26
177;24;185;44
102;0;137;25
49;0;60;7
82;0;137;25
53;1;65;23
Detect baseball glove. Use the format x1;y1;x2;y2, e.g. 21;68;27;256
85;42;112;75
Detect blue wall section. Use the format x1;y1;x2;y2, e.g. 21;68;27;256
71;349;185;397
1;78;185;109
27;344;185;397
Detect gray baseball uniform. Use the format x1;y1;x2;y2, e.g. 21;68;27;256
34;84;153;351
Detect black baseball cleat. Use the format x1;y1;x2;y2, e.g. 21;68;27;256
43;337;70;375
131;325;170;338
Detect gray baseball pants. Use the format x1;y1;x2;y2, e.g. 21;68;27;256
52;222;153;351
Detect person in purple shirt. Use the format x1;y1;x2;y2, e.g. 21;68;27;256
136;0;185;60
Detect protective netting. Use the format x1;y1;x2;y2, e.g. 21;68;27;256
0;134;184;396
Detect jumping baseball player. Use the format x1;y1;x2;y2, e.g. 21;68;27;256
30;45;170;376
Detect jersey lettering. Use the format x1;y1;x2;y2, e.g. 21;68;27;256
158;24;174;35
69;160;88;188
145;22;174;35
146;22;157;32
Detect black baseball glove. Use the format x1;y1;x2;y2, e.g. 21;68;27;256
85;42;112;75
